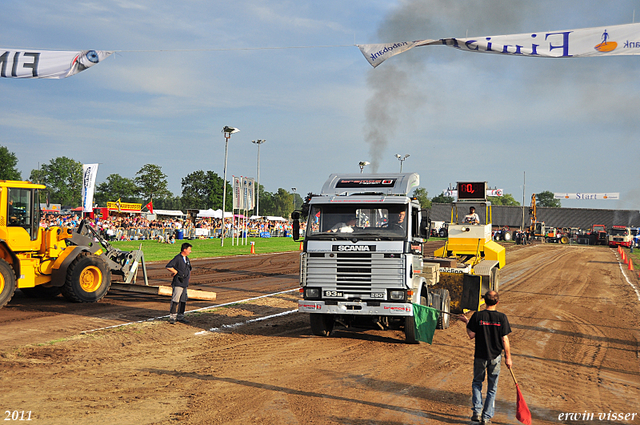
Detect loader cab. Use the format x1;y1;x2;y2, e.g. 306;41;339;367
2;181;45;246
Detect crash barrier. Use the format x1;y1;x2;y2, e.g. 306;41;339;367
101;226;297;242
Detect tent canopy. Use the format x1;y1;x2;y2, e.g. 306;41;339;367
153;209;185;217
197;209;233;218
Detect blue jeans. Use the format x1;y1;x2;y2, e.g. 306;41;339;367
472;355;501;420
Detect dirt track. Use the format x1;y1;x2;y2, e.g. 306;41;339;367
1;243;639;424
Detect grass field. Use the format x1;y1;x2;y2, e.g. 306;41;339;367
110;237;302;262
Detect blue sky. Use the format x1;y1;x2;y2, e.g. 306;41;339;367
2;0;640;210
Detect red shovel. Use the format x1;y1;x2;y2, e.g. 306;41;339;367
508;367;532;425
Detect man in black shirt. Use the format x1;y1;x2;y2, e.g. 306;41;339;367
460;291;512;424
166;242;193;324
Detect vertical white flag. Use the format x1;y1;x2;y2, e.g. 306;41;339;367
82;164;99;212
243;177;255;211
232;176;243;210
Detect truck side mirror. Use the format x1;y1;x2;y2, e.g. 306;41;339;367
291;211;301;241
420;209;430;239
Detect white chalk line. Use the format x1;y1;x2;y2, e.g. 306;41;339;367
81;287;299;334
614;251;640;302
194;309;299;335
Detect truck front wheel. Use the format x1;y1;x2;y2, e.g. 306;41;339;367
61;253;111;303
0;259;16;308
436;289;451;330
310;313;334;336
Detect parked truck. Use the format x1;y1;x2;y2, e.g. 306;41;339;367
608;225;633;248
292;175;501;343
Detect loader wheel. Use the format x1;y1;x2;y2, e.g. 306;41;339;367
309;313;334;337
439;229;447;238
0;259;17;308
560;236;569;244
502;231;512;241
491;267;500;292
436;289;450;330
61;253;111;303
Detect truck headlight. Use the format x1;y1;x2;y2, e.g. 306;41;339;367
305;288;320;299
389;290;405;301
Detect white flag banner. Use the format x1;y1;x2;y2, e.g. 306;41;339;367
554;193;620;200
232;176;243;210
358;23;640;67
81;163;99;213
0;49;112;79
243;177;255;211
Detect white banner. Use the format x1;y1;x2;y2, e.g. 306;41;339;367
243;177;255;211
554;193;620;200
0;49;112;79
81;163;99;213
232;176;243;210
358;23;640;67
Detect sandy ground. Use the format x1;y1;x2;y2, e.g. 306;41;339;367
1;242;639;424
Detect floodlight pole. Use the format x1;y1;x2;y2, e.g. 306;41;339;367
221;126;239;247
252;139;266;217
396;154;410;173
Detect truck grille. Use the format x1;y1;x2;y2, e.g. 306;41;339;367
304;252;404;294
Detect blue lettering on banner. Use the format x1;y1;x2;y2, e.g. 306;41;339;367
260;232;271;238
369;42;409;62
545;31;572;57
623;40;640;48
447;30;572;56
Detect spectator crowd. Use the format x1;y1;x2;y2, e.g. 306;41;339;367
39;213;295;242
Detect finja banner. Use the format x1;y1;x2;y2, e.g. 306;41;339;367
0;49;112;78
358;23;640;67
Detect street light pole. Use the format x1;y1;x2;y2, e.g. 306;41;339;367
252;139;266;217
395;154;410;172
221;126;239;247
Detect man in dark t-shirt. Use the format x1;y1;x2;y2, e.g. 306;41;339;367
460;291;512;424
166;242;192;324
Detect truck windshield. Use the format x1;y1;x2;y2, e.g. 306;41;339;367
611;228;628;236
307;204;408;239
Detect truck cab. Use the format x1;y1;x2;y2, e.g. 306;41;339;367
294;173;441;343
608;225;632;247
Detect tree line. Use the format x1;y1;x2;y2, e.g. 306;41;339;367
0;146;303;218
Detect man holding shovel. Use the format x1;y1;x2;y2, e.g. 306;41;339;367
459;290;512;424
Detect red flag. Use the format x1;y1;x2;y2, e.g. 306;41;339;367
145;200;153;214
509;368;532;425
515;383;532;424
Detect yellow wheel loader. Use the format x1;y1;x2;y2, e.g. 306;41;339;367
426;182;505;313
0;180;144;308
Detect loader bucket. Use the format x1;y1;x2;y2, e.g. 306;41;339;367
435;272;483;313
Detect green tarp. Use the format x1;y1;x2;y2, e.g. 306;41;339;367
412;303;440;344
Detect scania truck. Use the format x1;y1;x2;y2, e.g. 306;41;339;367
292;173;452;343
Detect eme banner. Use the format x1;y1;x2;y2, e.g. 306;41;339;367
358;22;640;67
81;163;99;213
554;193;620;200
0;49;112;79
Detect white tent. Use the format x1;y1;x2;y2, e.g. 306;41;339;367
266;216;288;222
197;209;233;218
153;209;185;217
